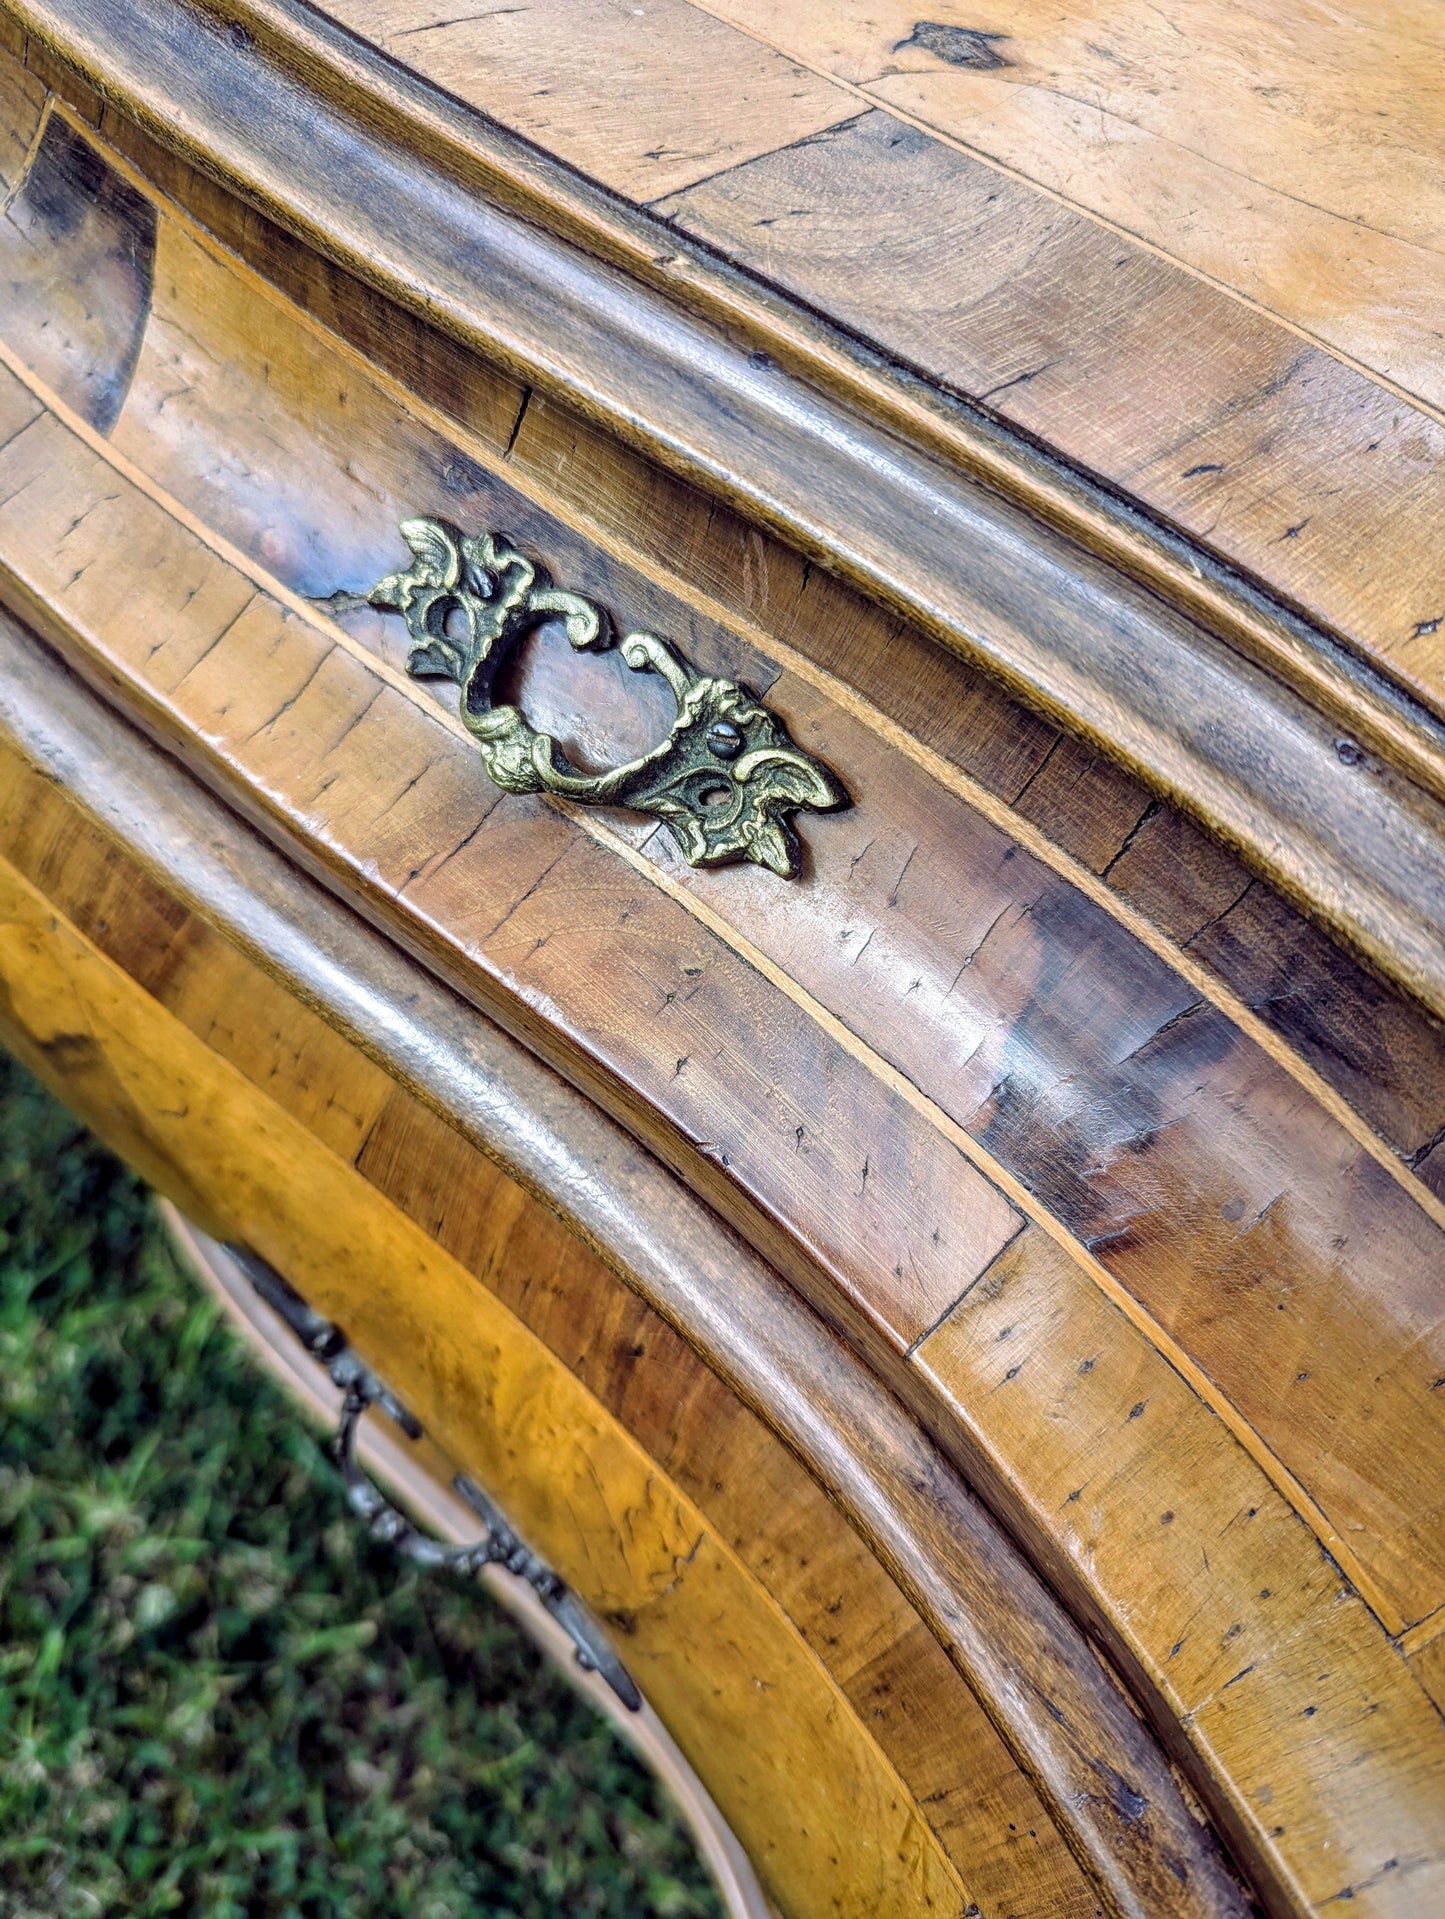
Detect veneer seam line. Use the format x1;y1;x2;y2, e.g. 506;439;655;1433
902;1218;1030;1360
0;80;50;217
22;101;1442;1241
673;0;1445;429
1399;1602;1445;1658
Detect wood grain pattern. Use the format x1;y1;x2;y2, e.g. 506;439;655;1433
324;0;855;200
354;1087;1102;1919
657;107;1445;717
4;18;1444;1912
687;0;1445;409
5;618;1439;1919
1409;1631;1445;1719
1;260;1443;1640
0;29;44;190
0;852;983;1919
111;213;779;745
10;4;1445;1026
647;665;1445;1625
192;0;1445;788
0;656;1258;1919
911;1227;1445;1919
78;172;1443;1634
292;0;1445;712
161;0;1445;709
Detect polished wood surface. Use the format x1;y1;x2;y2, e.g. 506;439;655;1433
1;7;1443;1914
323;0;1445;713
0;117;1440;1639
331;0;856;201
1412;1631;1445;1719
915;1227;1445;1918
11;615;1445;1919
659;110;1445;716
326;0;1445;408
506;390;1445;1192
0;24;43;186
688;0;1445;405
0;110;154;430
10;0;1445;1029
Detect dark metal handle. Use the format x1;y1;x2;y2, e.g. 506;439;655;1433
231;1246;642;1711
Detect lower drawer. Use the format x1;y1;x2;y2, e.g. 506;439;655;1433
0;642;1101;1919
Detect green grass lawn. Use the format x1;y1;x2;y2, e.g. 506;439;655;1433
0;1050;725;1919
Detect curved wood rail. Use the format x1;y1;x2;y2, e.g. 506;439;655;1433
7;0;1445;1022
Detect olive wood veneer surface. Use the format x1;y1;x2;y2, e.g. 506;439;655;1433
0;103;1441;1653
7;0;1445;1037
0;40;1443;1918
5;620;1443;1919
692;0;1445;401
319;0;1445;717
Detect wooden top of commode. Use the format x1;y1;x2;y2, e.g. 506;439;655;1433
317;0;1445;721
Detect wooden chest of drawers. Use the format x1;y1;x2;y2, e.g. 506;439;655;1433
1;4;1442;1912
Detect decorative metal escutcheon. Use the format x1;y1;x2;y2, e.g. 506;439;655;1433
364;518;848;877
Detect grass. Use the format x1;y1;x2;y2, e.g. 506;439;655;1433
0;1050;725;1919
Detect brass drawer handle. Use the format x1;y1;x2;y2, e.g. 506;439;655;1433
364;519;847;877
231;1245;643;1712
